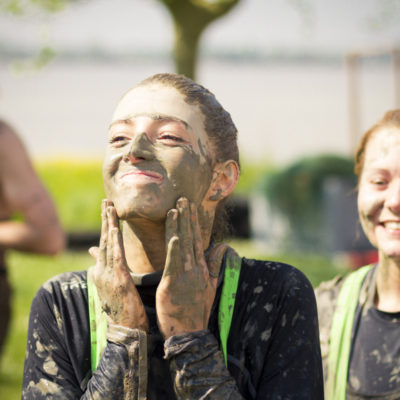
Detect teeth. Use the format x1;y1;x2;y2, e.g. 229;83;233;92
385;222;400;230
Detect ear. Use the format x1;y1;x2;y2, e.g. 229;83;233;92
206;160;239;203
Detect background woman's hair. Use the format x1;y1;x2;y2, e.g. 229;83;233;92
138;73;240;241
355;109;400;180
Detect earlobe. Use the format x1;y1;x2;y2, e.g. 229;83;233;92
208;160;239;202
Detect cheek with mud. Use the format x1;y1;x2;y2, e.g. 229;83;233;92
359;197;382;222
358;196;383;242
165;148;213;205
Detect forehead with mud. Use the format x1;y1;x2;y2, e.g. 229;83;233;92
137;73;240;168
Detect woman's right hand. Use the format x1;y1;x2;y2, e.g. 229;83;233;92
89;199;149;331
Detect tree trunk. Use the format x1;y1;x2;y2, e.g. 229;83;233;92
159;0;240;80
172;19;204;79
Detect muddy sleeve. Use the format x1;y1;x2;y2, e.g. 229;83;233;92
164;330;244;399
164;270;324;399
85;325;147;399
22;284;147;399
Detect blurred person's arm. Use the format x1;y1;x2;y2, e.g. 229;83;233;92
0;121;65;254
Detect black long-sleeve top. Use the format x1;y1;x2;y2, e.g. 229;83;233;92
22;257;324;399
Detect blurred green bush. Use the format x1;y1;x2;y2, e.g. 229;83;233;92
234;161;275;195
258;154;356;251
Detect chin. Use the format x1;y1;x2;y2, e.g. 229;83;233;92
115;202;168;223
379;247;400;263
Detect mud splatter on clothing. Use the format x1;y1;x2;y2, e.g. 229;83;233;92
23;259;323;399
315;265;400;399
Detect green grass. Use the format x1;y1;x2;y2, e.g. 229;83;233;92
0;246;349;399
35;159;105;231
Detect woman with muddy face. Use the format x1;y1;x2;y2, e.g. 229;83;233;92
316;110;400;399
92;75;240;337
22;73;324;399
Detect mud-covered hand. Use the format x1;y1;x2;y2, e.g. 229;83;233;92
156;197;227;339
89;199;149;331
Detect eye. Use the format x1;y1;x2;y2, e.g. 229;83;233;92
109;135;129;147
158;133;185;143
370;177;388;187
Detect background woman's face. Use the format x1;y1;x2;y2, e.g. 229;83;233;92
358;127;400;261
102;83;215;222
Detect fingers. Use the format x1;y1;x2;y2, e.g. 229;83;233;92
164;197;210;283
163;235;180;278
191;202;204;265
113;224;127;274
106;208;114;268
107;204;119;229
96;199;120;272
164;197;196;277
104;204;119;268
88;246;99;260
165;208;178;251
164;207;180;278
177;198;195;271
98;199;109;269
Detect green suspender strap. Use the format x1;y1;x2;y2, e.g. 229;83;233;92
325;264;372;400
87;249;242;371
218;248;242;367
87;267;108;371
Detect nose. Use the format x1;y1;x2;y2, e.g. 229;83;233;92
123;132;154;163
386;179;400;214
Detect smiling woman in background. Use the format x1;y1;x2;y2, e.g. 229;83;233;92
22;73;323;399
316;109;400;400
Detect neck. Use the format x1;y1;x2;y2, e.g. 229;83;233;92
375;252;400;312
120;206;215;275
121;219;166;274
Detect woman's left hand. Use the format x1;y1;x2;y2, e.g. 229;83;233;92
156;197;227;339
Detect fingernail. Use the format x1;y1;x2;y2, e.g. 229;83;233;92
177;197;187;207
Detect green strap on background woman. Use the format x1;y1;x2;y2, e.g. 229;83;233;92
325;264;372;400
87;247;242;371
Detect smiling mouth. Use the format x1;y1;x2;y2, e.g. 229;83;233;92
119;169;163;182
382;221;400;230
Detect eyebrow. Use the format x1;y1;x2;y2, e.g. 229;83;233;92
109;113;190;130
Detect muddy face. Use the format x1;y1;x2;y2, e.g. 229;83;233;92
103;84;214;222
357;127;400;260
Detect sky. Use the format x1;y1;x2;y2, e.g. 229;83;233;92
0;0;400;56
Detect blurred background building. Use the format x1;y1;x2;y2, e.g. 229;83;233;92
0;0;399;259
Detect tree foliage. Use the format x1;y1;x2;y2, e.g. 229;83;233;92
2;0;240;80
0;0;69;14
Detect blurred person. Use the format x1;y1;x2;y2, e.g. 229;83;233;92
0;120;65;360
316;109;400;399
22;73;323;399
